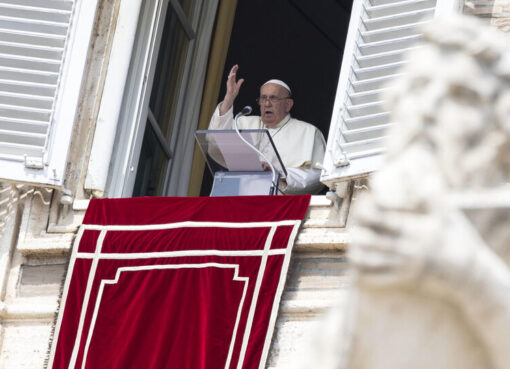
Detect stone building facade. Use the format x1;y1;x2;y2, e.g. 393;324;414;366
0;0;508;368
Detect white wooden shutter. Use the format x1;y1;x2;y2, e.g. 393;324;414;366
321;0;458;187
0;0;98;186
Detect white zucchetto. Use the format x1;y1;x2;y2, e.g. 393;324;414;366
262;79;292;94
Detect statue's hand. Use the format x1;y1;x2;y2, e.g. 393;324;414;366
350;194;442;289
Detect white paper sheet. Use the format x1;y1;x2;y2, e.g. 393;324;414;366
214;132;264;171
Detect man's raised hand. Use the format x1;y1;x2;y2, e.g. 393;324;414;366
220;65;244;115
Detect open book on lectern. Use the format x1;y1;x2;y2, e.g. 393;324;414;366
195;129;287;196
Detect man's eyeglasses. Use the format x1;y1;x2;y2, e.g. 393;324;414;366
256;95;291;105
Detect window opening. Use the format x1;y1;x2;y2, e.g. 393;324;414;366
132;1;195;196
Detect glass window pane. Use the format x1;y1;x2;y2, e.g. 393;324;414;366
149;7;190;143
178;0;195;20
133;120;169;197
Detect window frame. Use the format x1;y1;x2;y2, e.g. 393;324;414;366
105;0;218;198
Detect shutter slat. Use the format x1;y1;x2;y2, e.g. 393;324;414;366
0;17;68;36
357;48;414;68
347;147;385;160
0;80;55;97
0;5;71;24
361;22;424;43
341;136;386;155
346;101;385;117
0;92;53;109
363;8;435;30
343;123;392;141
349;89;386;105
0;30;65;48
359;35;421;55
354;60;406;80
0;68;59;84
0;42;63;60
0;117;48;134
0;128;46;146
366;0;436;17
370;0;410;6
351;73;402;92
2;0;73;12
0;141;44;157
345;112;391;130
0;104;51;121
0;55;60;73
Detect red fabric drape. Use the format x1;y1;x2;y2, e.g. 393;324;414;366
50;195;310;369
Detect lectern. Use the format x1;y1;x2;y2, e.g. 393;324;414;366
195;129;287;196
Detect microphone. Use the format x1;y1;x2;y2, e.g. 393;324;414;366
235;105;252;120
240;105;252;115
233;105;279;195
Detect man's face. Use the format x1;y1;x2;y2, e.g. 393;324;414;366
259;83;294;126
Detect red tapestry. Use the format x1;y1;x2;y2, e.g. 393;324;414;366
48;195;310;369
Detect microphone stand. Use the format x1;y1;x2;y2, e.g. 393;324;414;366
234;106;279;195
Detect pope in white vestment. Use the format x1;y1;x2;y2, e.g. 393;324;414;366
208;65;326;195
209;105;326;194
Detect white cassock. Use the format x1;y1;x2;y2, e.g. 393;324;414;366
209;105;326;194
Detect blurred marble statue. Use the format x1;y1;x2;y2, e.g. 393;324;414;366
302;15;510;369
